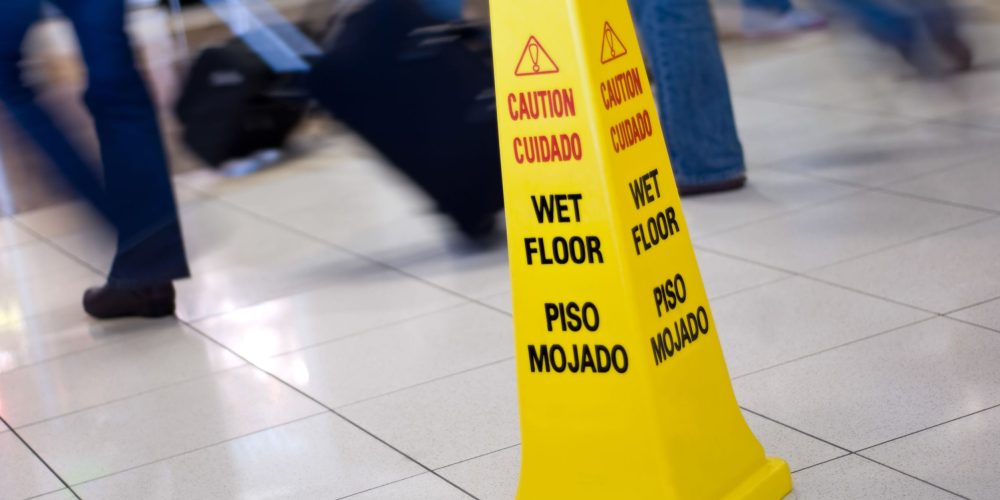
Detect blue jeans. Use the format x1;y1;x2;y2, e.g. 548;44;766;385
417;0;463;20
0;0;189;286
828;1;915;50
630;0;746;187
743;0;793;13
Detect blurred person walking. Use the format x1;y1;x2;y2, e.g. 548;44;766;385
630;0;748;194
0;0;189;319
826;0;972;72
741;0;828;37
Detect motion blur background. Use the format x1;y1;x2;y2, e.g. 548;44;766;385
2;0;1000;499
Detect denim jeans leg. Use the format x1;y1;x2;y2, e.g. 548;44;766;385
0;1;115;222
629;0;746;187
743;0;793;13
418;0;463;20
55;0;190;286
827;0;915;50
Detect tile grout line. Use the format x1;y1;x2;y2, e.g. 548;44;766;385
785;452;853;474
24;488;74;500
690;184;879;242
872;187;1000;217
0;414;81;499
5;182;492;497
942;293;1000;317
174;194;512;323
177;318;482;499
218;300;473;362
853;402;1000;455
732;316;937;380
432;442;522;472
335;357;515;411
857;455;970;499
335;472;475;500
739;407;852;454
13;361;248;431
67;410;329;491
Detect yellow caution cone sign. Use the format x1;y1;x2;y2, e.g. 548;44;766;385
489;0;793;498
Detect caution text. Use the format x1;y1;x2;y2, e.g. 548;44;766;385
600;67;643;111
508;89;577;121
514;133;583;164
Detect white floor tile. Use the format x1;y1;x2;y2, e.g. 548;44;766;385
478;291;512;315
0;269;103;324
699;190;990;272
180;199;331;276
72;413;423;500
0;240;96;285
949;297;1000;332
811;217;1000;313
14;201;103;240
732;99;905;167
847;66;1000;121
773;123;1000;188
742;411;847;473
262;303;514;408
861;405;1000;500
343;474;471;500
713;277;931;377
209;158;426;220
886;157;1000;212
787;455;959;499
19;365;323;485
340;360;520;469
0;322;243;427
0;432;64;500
378;243;511;299
681;169;860;239
438;446;521;500
0;311;165;375
0;219;34;250
30;490;77;500
693;249;791;300
734;318;1000;451
175;248;382;322
729;39;902;109
195;267;466;363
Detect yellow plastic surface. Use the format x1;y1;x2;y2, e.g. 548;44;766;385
489;0;794;498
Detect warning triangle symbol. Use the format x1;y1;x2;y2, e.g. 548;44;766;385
515;36;560;76
600;22;628;64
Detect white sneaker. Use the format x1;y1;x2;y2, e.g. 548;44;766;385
742;8;828;38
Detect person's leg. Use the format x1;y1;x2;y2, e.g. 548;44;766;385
829;0;915;50
418;0;463;21
0;1;114;222
56;0;189;292
630;0;746;193
741;0;827;37
743;0;793;13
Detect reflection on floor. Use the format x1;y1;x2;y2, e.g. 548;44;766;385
3;5;1000;500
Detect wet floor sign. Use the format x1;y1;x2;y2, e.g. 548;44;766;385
490;0;793;498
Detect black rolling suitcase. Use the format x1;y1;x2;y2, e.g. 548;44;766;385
308;0;503;238
175;40;310;167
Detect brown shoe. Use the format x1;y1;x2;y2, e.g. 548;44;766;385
83;283;176;319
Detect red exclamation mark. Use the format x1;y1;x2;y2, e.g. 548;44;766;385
530;42;541;73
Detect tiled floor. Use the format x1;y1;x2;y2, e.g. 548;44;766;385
2;9;1000;500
